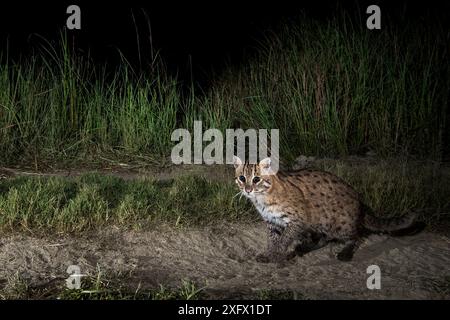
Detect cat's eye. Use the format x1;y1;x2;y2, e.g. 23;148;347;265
253;176;261;184
238;175;246;182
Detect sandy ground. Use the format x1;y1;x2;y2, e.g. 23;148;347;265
1;222;449;299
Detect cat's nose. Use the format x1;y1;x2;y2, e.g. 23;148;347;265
245;186;253;193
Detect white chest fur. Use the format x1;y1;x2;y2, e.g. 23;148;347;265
249;195;290;227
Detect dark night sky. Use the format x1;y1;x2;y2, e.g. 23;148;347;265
0;1;449;85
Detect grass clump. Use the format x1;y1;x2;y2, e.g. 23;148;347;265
0;173;255;233
315;159;450;222
0;33;180;164
194;15;449;162
0;270;204;300
58;275;204;300
0;159;448;233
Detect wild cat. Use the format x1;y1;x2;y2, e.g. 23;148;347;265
233;156;420;262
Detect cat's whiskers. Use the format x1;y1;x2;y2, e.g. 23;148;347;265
232;191;243;202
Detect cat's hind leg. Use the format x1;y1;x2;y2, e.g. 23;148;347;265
294;232;328;257
257;223;307;263
336;238;360;261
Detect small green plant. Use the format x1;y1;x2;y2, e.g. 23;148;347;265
0;272;30;299
178;279;204;300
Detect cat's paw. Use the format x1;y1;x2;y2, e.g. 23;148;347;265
286;250;297;260
255;253;272;263
336;250;354;262
294;245;307;257
256;252;292;263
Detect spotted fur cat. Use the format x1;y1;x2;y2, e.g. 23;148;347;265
233;156;419;262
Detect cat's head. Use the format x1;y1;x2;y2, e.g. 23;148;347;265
233;156;275;197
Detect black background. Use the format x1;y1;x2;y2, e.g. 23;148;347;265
0;299;445;318
1;1;449;86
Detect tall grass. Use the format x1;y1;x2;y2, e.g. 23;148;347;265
0;33;180;164
194;15;449;161
0;13;448;165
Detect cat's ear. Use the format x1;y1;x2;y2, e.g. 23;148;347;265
259;157;271;168
233;155;243;168
259;158;273;175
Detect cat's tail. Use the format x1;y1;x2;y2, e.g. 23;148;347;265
362;205;424;235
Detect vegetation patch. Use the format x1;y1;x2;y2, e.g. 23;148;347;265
0;160;448;233
1;13;448;165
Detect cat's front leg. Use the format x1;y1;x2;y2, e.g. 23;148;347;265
256;223;284;263
256;223;301;263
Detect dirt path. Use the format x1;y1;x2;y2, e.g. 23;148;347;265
1;222;449;299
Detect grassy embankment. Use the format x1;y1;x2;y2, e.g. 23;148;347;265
0;14;447;164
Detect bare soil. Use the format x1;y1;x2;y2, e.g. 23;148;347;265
1;222;449;299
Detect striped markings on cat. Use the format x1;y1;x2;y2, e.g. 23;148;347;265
171;120;280;172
